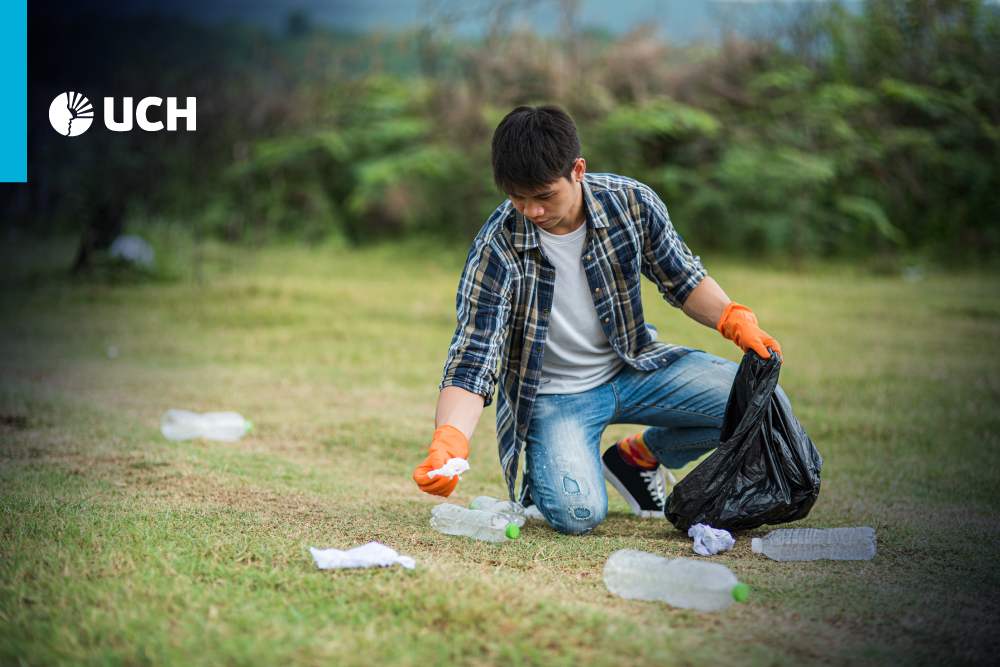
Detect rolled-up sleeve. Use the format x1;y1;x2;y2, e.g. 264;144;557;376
439;240;512;407
637;186;706;308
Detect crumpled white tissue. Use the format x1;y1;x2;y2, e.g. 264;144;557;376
309;542;416;570
688;523;735;556
426;457;469;479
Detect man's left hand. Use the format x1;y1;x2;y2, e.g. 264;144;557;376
716;302;783;360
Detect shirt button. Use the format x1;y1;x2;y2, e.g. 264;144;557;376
594;287;601;295
603;317;610;323
585;255;592;261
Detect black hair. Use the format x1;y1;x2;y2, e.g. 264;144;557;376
490;105;581;195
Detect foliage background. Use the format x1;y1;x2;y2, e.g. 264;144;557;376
3;0;999;267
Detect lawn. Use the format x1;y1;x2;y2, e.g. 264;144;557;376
1;238;999;666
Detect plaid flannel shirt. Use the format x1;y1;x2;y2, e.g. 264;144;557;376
440;173;707;503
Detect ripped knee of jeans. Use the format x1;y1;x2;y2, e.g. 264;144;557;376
562;474;581;495
555;502;607;535
549;484;607;535
536;469;608;534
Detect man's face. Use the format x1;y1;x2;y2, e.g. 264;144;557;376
508;159;585;234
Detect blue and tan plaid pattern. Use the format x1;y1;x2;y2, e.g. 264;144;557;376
440;173;707;503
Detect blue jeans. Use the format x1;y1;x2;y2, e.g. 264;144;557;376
525;351;784;535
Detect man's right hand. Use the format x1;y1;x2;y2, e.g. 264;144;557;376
412;424;470;497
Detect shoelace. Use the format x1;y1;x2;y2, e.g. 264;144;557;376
639;468;667;508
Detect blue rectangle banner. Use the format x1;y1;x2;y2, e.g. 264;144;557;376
0;0;27;182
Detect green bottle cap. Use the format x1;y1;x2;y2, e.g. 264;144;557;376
505;523;520;540
731;583;750;603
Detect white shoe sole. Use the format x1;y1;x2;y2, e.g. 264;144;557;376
602;462;668;519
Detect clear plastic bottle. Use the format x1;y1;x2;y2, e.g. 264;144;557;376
468;496;527;527
160;409;253;442
430;503;521;542
603;549;749;612
751;527;876;561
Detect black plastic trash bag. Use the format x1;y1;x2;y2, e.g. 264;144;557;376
665;350;822;532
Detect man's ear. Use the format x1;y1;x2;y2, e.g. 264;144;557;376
573;157;587;182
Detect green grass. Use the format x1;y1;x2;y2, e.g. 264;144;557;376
2;239;999;666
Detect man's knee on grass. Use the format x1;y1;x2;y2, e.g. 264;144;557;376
539;489;608;535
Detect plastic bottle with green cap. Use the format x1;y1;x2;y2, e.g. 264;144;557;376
430;503;521;543
468;496;527;527
603;549;749;612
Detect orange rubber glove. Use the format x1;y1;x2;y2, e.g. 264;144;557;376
412;424;470;497
717;302;783;360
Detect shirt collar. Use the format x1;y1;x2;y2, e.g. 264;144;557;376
582;176;610;230
511;176;608;252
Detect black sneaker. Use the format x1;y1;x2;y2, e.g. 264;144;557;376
602;444;668;518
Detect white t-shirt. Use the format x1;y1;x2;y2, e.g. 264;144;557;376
536;222;624;394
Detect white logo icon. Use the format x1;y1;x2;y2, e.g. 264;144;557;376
49;91;94;137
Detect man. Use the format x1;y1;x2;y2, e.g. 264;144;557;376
412;105;782;534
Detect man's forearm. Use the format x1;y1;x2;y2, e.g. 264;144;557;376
681;276;731;328
435;386;486;440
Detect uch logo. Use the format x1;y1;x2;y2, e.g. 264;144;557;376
48;91;93;137
48;92;197;136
